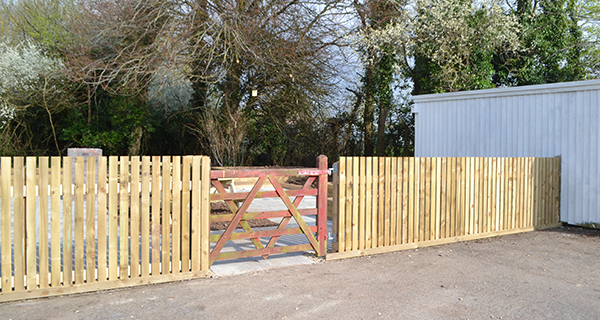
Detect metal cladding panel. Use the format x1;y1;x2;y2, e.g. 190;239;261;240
412;79;600;226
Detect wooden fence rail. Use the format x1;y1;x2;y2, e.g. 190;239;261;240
0;156;211;301
328;157;561;260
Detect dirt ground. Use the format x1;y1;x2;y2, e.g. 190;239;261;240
1;225;599;320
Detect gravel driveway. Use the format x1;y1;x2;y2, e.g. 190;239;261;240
1;225;599;320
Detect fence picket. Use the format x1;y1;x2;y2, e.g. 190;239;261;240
190;156;201;271
180;156;191;271
130;157;140;277
365;157;372;248
358;157;366;250
352;157;359;250
39;157;49;288
384;157;391;246
401;158;409;244
141;157;151;276
86;157;96;283
62;157;73;286
344;157;352;252
108;157;118;281
1;158;11;292
51;157;61;287
171;157;181;273
74;157;84;284
98;157;107;281
151;156;161;275
370;158;377;248
162;157;171;274
13;157;25;291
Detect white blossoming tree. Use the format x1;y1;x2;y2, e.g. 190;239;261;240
357;0;520;93
0;39;64;154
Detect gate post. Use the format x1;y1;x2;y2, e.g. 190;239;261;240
317;155;328;256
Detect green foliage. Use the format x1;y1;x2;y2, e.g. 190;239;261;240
61;93;153;155
493;0;586;85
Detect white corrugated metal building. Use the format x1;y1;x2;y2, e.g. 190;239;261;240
412;79;600;226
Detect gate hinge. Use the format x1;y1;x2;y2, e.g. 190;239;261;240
329;163;338;175
328;232;337;242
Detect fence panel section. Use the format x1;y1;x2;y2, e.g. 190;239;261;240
0;156;211;302
329;157;561;259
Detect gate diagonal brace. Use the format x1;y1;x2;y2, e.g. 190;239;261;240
262;176;316;259
209;176;266;265
268;176;320;253
211;179;264;251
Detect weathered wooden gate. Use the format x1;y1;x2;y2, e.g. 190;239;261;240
209;156;328;264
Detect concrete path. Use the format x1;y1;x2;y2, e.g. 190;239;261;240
210;185;332;276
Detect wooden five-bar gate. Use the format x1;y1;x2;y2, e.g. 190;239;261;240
209;155;328;262
0;155;328;302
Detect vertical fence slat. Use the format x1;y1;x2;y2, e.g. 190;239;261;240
424;158;432;241
554;157;561;223
86;158;96;283
351;157;359;250
491;158;497;232
467;157;473;235
364;157;372;249
180;156;191;271
519;158;525;228
485;158;491;233
332;162;340;253
433;158;440;239
337;158;346;252
378;158;385;246
190;156;201;271
38;157;49;288
141;157;151;277
151;156;161;275
62;157;73;286
13;157;25;291
1;158;12;292
544;159;551;225
408;158;415;243
394;158;402;244
344;157;352;252
358;157;366;250
130;157;140;277
50;157;61;287
97;157;107;281
475;158;481;234
171;157;181;273
383;157;392;246
108;157;118;281
200;156;211;271
119;157;129;279
450;158;457;237
419;158;426;242
524;158;531;228
401;158;409;244
74;157;85;285
161;157;171;274
511;158;517;229
370;158;378;248
437;158;449;239
26;157;37;290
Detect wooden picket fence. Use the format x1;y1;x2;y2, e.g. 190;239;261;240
328;157;561;260
0;156;211;302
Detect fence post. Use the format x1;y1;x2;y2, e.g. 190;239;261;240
331;161;340;253
317;155;328;256
200;156;211;271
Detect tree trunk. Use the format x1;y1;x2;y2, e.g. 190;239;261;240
363;63;375;156
375;103;388;156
